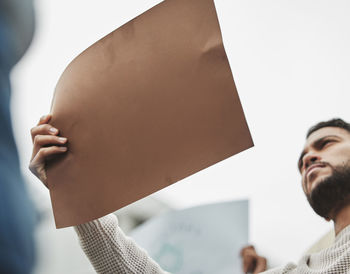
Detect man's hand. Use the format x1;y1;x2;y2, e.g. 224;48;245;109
240;245;267;274
29;114;68;188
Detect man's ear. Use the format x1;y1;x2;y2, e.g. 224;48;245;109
325;217;331;222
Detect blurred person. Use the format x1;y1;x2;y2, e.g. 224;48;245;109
30;116;350;274
0;0;37;273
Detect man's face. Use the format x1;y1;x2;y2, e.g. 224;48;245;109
298;127;350;197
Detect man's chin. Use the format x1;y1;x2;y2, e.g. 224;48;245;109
309;174;332;194
306;164;350;219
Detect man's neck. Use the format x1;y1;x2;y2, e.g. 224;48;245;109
334;204;350;235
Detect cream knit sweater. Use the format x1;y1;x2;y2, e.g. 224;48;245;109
75;214;350;274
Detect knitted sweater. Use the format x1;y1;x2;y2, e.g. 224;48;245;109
75;214;350;274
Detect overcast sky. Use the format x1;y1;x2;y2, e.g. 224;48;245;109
10;0;350;267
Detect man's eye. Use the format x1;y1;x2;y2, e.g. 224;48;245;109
321;140;333;148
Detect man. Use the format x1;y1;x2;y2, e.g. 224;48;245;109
29;117;350;273
0;0;37;273
242;118;350;273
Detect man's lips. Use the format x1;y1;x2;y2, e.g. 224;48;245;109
306;163;326;178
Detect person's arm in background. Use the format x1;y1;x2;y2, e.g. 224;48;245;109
240;245;267;274
29;114;169;274
0;0;37;273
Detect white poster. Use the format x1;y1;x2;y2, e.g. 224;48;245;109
131;200;248;274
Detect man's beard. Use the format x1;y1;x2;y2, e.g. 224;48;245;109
307;164;350;219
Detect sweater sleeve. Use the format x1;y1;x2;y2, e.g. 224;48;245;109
74;214;169;274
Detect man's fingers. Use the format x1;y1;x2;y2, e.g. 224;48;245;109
29;160;48;187
253;256;267;274
243;255;255;273
241;246;265;273
240;245;256;257
31;135;67;159
37;114;52;126
31;124;59;142
36;145;67;160
29;146;67;186
29;115;66;187
31;146;67;167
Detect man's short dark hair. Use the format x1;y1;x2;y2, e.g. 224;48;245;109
307;118;350;138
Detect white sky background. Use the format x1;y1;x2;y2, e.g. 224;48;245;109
10;0;350;269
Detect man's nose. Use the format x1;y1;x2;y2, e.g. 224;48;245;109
303;153;321;170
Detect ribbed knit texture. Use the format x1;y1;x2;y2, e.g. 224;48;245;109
76;214;350;274
265;225;350;274
75;214;169;274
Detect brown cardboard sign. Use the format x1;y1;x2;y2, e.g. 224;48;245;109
47;0;253;228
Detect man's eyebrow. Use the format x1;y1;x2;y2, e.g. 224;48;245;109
297;135;340;171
